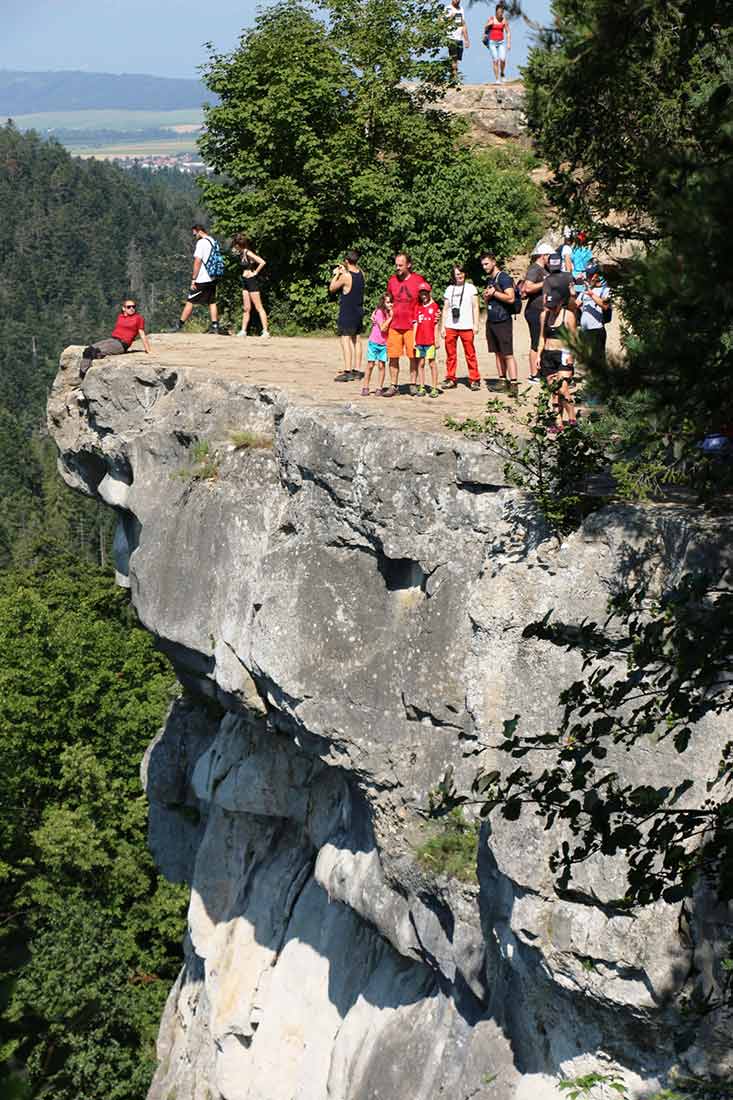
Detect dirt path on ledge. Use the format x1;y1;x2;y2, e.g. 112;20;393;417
135;318;622;434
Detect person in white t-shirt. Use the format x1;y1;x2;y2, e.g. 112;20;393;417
441;264;481;389
445;0;470;78
173;224;222;333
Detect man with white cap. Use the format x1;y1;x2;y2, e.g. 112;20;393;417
522;241;553;383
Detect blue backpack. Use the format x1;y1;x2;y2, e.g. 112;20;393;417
203;236;225;279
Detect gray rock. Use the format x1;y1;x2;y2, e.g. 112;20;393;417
49;349;733;1100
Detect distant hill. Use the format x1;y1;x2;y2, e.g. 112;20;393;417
0;69;207;114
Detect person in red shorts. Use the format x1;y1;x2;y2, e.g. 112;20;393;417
80;298;151;377
384;253;428;397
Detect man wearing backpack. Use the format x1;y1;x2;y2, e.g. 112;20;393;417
480;251;518;394
173;224;224;333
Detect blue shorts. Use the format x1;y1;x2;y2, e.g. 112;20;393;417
489;41;506;62
415;344;436;360
367;341;387;363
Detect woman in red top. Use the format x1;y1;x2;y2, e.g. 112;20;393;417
81;298;151;377
483;3;511;84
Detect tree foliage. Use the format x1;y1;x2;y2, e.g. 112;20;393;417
198;0;543;328
0;565;184;1100
524;1;733;451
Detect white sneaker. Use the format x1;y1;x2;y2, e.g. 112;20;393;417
237;329;247;337
260;330;270;339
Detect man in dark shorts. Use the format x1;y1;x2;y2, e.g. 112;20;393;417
480;252;518;394
80;297;151;378
329;250;365;381
173;224;222;333
445;0;470;78
522;242;553;383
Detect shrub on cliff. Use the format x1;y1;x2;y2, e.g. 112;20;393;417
197;0;543;329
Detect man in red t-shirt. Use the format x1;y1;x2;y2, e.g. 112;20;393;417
384;253;428;396
81;298;151;377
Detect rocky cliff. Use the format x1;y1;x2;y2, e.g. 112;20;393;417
48;345;732;1100
441;82;527;145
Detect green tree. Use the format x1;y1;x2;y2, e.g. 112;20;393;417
0;565;186;1100
198;0;542;328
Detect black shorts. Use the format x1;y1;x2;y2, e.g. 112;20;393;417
338;321;363;337
187;281;217;305
525;310;542;352
241;274;261;293
540;349;573;378
486;319;513;357
448;41;464;61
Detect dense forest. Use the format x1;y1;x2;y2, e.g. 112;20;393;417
0;123;206;567
0;124;205;1099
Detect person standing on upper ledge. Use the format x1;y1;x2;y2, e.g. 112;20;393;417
172;224;225;335
445;0;470;79
483;3;511;84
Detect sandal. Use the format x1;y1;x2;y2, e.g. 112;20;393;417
382;386;398;398
334;370;355;382
360;387;370;396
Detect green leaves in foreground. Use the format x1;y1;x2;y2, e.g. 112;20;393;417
0;565;186;1100
447;388;609;539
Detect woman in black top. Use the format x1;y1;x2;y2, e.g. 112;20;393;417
329;250;365;382
232;233;269;338
540;280;577;431
522;242;553;382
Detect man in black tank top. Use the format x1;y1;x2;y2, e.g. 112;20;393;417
329;250;365;381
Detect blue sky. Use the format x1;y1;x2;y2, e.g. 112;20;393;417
2;0;552;87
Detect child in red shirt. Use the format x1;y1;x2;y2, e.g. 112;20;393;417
413;286;441;397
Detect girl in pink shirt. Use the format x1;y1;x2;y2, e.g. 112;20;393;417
364;292;393;395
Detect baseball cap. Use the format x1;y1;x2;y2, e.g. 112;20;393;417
547;253;563;273
418;281;432;293
584;261;600;279
531;242;555;257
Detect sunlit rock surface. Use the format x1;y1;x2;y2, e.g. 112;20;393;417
49;346;733;1100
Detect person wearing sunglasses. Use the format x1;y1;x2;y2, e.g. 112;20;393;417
80;299;151;378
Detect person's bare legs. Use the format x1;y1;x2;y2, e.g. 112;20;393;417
492;56;500;82
208;302;218;324
340;335;354;373
559;375;576;423
495;353;507;380
417;356;426;387
409;356;419;388
240;290;252;334
364;359;374;391
180;301;194;324
354;335;363;376
504;353;517;382
377;360;386;391
389;357;400;388
250;290;268;334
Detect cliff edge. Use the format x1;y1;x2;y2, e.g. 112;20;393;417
48;342;732;1100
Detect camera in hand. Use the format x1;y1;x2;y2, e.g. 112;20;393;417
451;306;460;323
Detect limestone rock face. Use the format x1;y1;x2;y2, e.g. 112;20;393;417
440;82;527;144
48;349;732;1100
